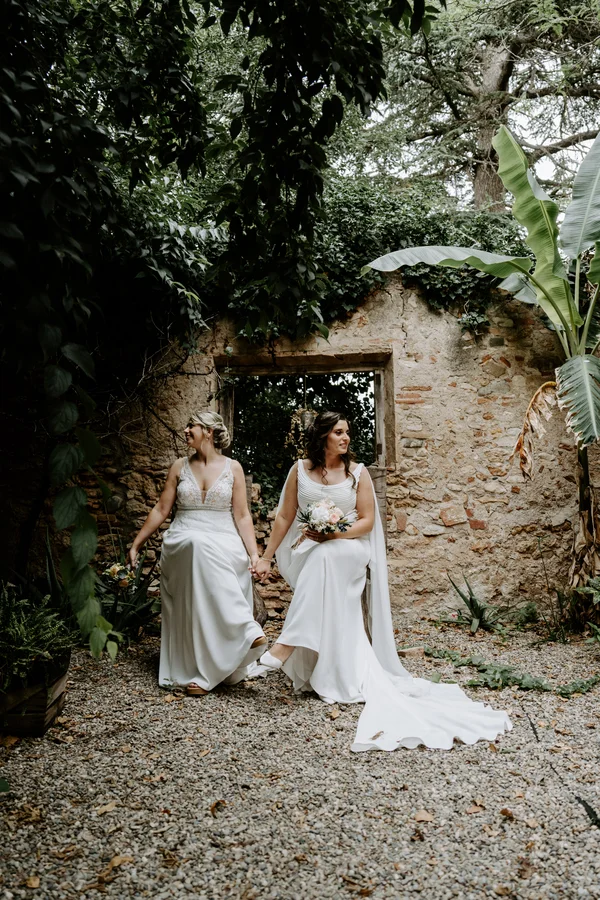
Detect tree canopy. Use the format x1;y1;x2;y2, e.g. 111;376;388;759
329;0;600;208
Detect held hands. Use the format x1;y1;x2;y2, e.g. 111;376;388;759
253;557;273;582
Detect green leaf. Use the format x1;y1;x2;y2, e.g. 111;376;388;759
38;323;62;359
49;444;83;486
588;244;600;285
0;777;10;793
96;615;113;634
498;273;537;304
368;245;533;279
89;626;108;657
73;384;96;416
556;355;600;447
75;427;102;466
71;512;98;569
48;400;79;434
560;133;600;259
44;365;72;399
76;595;100;636
61;343;95;379
106;640;118;660
68;566;96;609
54;486;87;529
492;125;579;332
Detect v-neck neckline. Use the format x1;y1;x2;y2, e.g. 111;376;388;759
185;456;229;502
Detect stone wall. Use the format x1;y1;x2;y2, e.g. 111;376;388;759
18;277;591;615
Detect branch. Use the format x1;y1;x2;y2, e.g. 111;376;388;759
524;130;599;163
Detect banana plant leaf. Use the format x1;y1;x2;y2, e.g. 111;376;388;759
556;354;600;447
498;273;538;305
492;126;580;331
588;243;600;285
560;133;600;260
366;245;533;279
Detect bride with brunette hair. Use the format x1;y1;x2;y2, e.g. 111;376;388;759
254;410;511;752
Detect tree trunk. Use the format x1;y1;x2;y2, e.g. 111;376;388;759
569;444;600;600
472;44;514;211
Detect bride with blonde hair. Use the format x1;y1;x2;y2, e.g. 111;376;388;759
128;410;266;695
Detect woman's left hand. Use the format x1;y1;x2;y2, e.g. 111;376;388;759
305;529;338;543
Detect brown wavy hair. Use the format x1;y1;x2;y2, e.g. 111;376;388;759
304;411;356;484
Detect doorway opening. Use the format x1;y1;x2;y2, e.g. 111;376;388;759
228;371;376;515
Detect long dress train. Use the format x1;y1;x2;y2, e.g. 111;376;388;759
275;460;512;752
159;456;264;690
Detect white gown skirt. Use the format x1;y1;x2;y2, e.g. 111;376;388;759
158;509;263;691
279;536;512;752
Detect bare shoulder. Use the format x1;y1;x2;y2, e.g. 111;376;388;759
230;458;244;477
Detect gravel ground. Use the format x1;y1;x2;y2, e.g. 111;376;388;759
1;614;600;900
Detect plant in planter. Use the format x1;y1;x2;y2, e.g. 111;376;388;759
0;582;76;736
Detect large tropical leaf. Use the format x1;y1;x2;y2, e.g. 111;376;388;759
556;355;600;447
588;243;600;285
498;273;537;304
366;245;533;279
560;133;600;260
492;126;580;332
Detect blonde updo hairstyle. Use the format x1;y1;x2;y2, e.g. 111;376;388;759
188;411;231;450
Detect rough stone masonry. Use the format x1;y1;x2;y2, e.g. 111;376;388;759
60;277;600;612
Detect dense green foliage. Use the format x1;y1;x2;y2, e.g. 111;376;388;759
316;177;528;325
1;0;443;641
232;373;375;512
0;583;75;691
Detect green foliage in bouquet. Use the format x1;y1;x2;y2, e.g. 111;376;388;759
94;554;159;649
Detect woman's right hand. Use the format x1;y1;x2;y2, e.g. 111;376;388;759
128;546;139;569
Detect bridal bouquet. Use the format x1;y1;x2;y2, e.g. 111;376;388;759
292;498;357;549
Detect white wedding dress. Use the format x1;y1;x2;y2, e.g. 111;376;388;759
275;460;512;752
158;456;264;691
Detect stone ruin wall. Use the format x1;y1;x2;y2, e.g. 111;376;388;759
78;277;596;616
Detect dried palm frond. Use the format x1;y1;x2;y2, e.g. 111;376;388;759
509;382;557;480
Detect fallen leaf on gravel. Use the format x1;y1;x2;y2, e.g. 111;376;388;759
164;694;177;703
99;855;134;878
414;810;434;822
50;845;80;861
585;723;596;729
119;745;132;753
330;709;340;720
53;734;74;744
160;848;189;869
494;887;512;897
488;743;498;752
295;854;308;863
146;752;161;760
144;773;167;783
0;735;19;748
410;828;425;842
278;695;294;706
199;749;211;758
513;791;524;798
517;858;535;879
25;876;40;888
500;808;514;820
525;819;540;829
466;804;485;814
210;799;227;817
96;800;117;815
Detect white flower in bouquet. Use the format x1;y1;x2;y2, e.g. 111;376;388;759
292;498;357;548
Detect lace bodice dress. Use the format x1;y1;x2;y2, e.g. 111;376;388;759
158;455;263;690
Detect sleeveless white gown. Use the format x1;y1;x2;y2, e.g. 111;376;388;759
158;456;264;690
275;461;512;752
